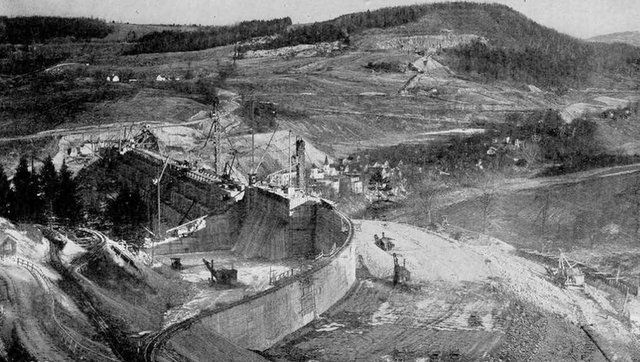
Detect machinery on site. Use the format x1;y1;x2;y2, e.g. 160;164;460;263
374;232;394;251
545;252;585;289
202;258;238;286
165;215;207;238
393;253;410;286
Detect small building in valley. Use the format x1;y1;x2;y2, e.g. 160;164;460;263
0;232;17;258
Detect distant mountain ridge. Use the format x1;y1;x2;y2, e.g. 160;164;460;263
588;31;640;47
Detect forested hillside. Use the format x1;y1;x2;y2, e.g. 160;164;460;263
0;16;112;43
126;2;640;89
125;17;292;54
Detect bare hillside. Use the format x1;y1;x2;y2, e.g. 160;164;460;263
589;31;640;47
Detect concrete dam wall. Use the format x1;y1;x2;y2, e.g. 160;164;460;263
107;149;242;252
105;148;357;358
158;208;356;356
107;148;350;259
234;188;348;260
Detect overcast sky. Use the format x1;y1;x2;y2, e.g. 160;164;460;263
2;0;639;39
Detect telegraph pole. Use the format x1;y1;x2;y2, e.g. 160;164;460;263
251;100;255;173
288;130;292;190
213;119;219;174
152;156;170;261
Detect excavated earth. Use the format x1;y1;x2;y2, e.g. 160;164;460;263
265;220;638;361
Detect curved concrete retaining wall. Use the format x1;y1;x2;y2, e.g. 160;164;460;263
164;209;356;353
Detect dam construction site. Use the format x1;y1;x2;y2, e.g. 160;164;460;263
2;116;640;361
4;2;640;361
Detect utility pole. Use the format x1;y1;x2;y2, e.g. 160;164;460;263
251;100;255;174
152;156;170;261
248;99;257;186
213;119;219;174
288;130;292;190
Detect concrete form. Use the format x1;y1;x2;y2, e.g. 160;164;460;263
105;148;243;251
157;208;355;355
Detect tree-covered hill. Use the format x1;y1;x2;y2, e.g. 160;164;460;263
0;16;112;43
126;2;640;89
125;17;292;54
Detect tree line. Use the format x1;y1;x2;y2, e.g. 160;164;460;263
0;16;112;44
125;17;292;54
0;156;81;225
0;154;149;246
354;109;624;180
125;1;640;89
0;45;71;74
444;40;593;88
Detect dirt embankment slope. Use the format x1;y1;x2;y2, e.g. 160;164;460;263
268;219;639;361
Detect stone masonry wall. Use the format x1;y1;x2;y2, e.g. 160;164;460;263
164;208;356;353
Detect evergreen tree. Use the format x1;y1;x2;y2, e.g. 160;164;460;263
0;164;13;219
39;155;58;218
12;156;42;222
54;161;82;225
106;186;148;246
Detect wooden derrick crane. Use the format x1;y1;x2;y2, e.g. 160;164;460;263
202;258;238;286
546;252;584;288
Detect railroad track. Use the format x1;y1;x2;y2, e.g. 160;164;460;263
0;277;11;304
48;239;130;361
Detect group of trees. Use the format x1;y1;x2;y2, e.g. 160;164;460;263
239;22;348;52
356;109;612;183
0;45;71;74
1;71;137;137
445;40;593;88
0;16;112;44
106;186;148;243
499;110;602;166
0;156;82;224
126;17;292;54
433;4;640;87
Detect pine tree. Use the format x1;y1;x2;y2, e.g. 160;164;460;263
0;164;13;219
39;155;58;219
55;161;82;225
12;156;42;222
106;186;147;245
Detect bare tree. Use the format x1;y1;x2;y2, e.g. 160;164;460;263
477;171;498;236
534;189;551;237
414;170;445;225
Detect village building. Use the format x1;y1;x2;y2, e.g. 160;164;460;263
339;174;364;195
0;232;17;259
310;164;324;180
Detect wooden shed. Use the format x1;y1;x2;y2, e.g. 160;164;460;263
0;232;17;258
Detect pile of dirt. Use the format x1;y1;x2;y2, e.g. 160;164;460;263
353;219;492;282
349;219;640;360
494;300;603;361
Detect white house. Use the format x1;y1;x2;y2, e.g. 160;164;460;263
310;164;324;180
111;75;120;82
156;75;167;82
